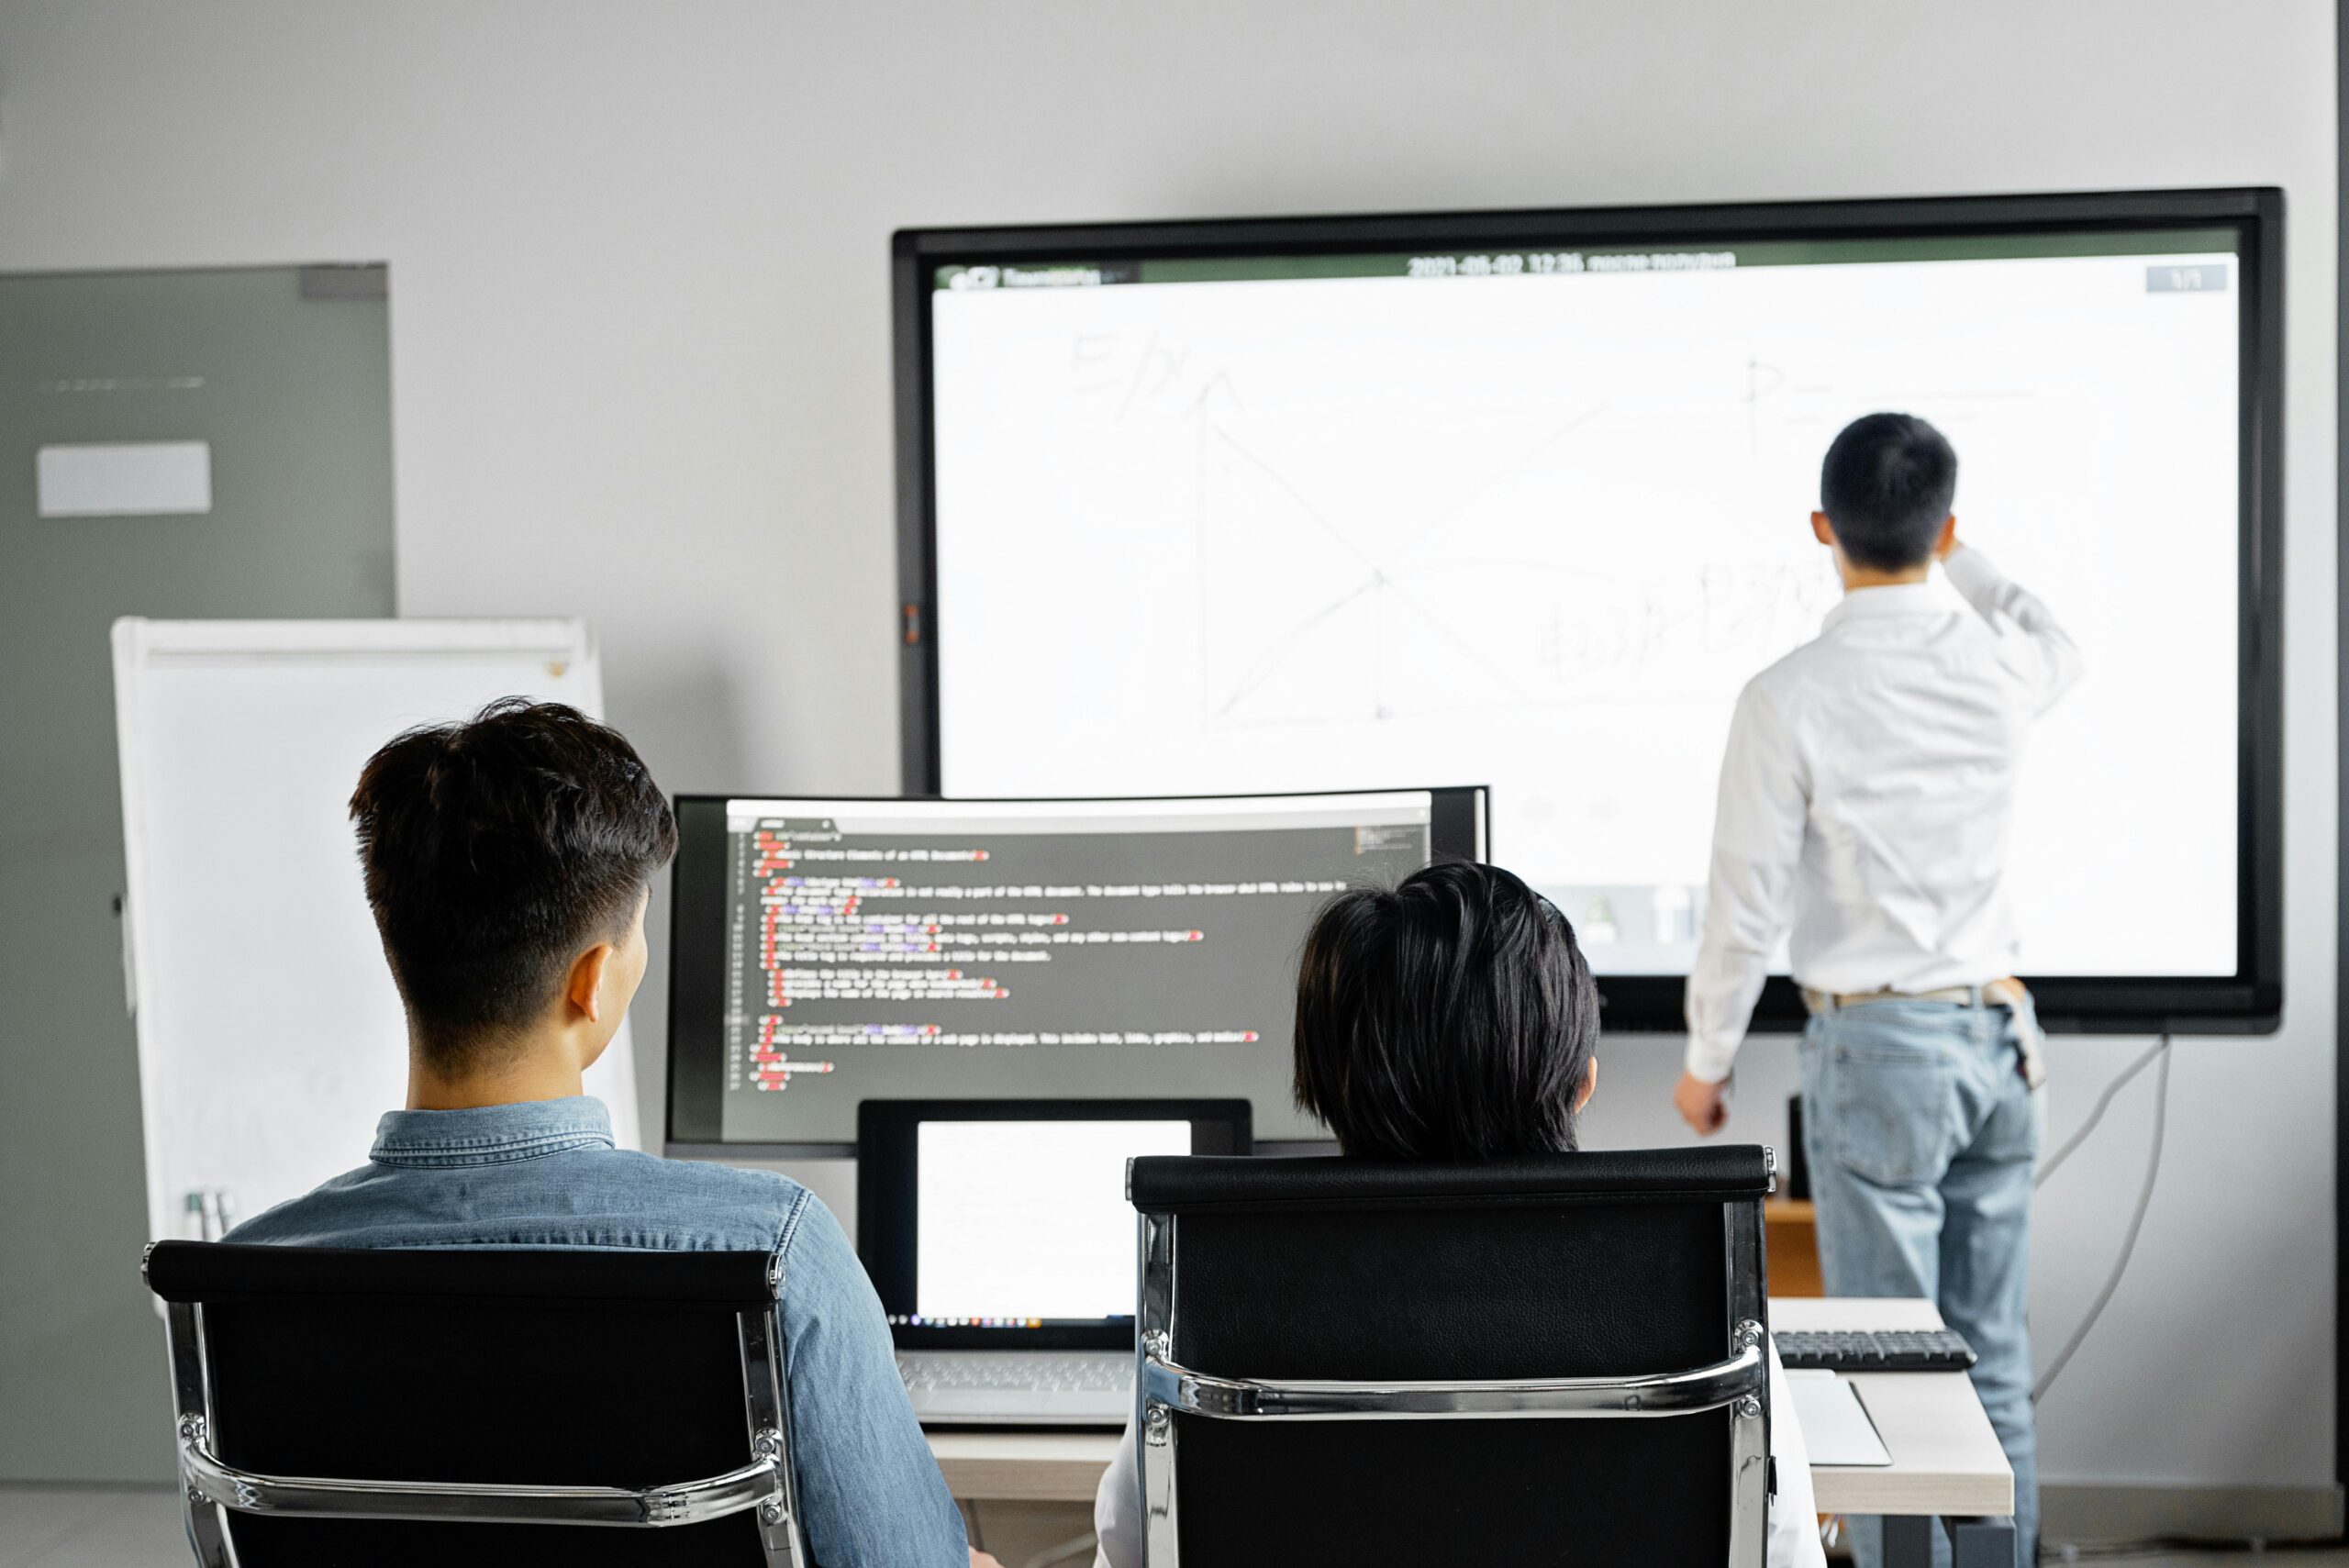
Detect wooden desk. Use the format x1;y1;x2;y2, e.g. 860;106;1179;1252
929;1297;2015;1560
1765;1197;1823;1296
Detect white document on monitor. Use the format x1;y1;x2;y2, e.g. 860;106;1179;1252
916;1119;1190;1321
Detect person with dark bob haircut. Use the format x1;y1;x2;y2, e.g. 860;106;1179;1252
1094;861;1826;1568
228;700;997;1568
1290;859;1600;1160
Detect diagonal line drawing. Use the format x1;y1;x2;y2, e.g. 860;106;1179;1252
1375;574;1536;707
1215;577;1380;719
1208;427;1383;574
1199;406;1614;725
1387;404;1612;562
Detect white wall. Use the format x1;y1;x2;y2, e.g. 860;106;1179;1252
0;0;2332;1491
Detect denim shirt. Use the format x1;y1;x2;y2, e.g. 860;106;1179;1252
227;1096;966;1568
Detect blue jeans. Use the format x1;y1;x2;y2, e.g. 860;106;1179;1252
1799;997;2044;1568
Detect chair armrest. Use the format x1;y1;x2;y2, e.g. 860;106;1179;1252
1141;1320;1766;1420
177;1417;787;1529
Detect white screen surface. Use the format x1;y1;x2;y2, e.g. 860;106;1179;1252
915;1119;1190;1321
930;241;2241;978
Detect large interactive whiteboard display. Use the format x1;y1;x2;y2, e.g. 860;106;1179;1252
895;191;2283;1033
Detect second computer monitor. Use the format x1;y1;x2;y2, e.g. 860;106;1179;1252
665;787;1487;1149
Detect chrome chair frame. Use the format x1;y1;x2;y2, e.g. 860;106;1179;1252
149;1246;806;1567
1130;1183;1774;1566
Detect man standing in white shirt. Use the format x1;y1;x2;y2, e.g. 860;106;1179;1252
1673;412;2080;1568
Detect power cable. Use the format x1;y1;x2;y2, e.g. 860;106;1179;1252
2032;1036;2171;1403
2035;1036;2165;1189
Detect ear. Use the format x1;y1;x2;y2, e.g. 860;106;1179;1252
564;941;617;1025
1809;510;1835;547
1932;513;1959;560
1573;1056;1599;1113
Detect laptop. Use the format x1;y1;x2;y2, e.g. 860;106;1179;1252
858;1098;1252;1426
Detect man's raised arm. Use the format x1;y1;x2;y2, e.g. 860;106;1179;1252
1943;540;2084;713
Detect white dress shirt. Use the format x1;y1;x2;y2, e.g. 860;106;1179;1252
1683;546;2083;1082
1091;1338;1828;1568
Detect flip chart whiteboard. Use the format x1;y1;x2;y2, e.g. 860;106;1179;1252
112;617;643;1247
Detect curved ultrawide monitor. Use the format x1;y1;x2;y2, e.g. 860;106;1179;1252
892;189;2283;1035
666;787;1488;1150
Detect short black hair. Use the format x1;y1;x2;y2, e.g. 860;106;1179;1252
349;698;676;1062
1292;860;1600;1160
1819;412;1958;572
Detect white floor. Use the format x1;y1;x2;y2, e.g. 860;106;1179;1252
1;1487;186;1568
4;1485;2346;1568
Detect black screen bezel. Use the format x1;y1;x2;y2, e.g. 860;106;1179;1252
857;1097;1251;1351
893;188;2286;1037
664;786;1488;1147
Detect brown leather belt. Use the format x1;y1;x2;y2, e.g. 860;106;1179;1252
1799;979;2028;1014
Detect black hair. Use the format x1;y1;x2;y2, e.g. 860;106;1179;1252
348;698;676;1062
1819;411;1959;572
1291;860;1601;1160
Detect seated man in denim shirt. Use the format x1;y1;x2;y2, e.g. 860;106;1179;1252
228;698;989;1568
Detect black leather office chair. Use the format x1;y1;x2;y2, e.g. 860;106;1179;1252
1126;1145;1775;1567
141;1242;804;1567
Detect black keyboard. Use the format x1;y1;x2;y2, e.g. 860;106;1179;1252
1776;1328;1977;1373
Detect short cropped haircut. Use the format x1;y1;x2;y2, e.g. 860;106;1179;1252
1819;412;1959;572
349;698;675;1061
1292;860;1601;1160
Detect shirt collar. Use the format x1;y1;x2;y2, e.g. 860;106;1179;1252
1820;579;1964;629
369;1096;616;1167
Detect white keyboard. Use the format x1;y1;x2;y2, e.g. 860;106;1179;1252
896;1349;1133;1426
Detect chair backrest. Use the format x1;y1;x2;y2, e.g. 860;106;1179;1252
1127;1145;1774;1568
142;1242;801;1568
